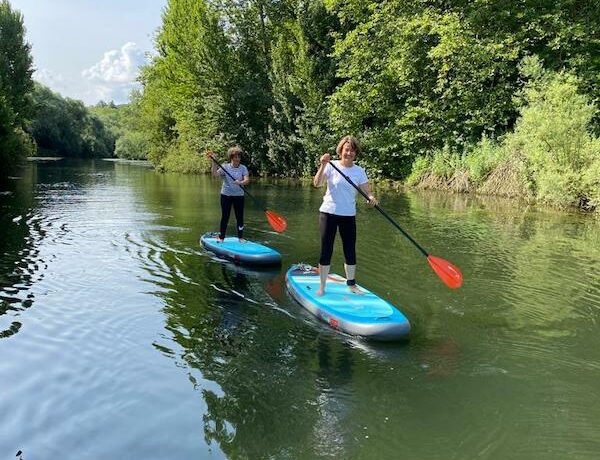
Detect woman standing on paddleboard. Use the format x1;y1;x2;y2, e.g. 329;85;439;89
205;146;250;242
313;136;378;295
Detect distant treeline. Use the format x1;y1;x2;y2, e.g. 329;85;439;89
90;94;148;160
0;0;116;175
30;84;114;158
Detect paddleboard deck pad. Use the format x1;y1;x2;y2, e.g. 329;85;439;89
200;232;281;266
286;264;410;341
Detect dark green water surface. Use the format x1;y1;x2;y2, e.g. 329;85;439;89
1;159;599;459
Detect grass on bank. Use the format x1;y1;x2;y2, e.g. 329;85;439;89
407;58;600;211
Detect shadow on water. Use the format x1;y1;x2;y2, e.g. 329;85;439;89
148;254;356;457
0;163;66;338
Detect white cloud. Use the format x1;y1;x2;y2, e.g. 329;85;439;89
81;42;147;104
83;42;145;84
33;43;148;106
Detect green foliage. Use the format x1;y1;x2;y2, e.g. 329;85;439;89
0;126;36;175
406;155;431;186
139;0;239;171
158;139;205;174
412;59;600;209
139;0;339;176
0;0;33;122
582;151;600;209
465;136;507;185
327;4;520;178
326;0;599;179
430;145;463;180
0;0;34;175
132;0;599;215
506;58;600;208
90;94;151;159
267;2;338;176
114;131;149;160
28;84;114;157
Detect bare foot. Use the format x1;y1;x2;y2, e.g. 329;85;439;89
316;287;325;296
238;238;247;243
217;237;224;243
348;285;365;295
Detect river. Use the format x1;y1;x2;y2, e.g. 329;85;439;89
1;159;599;459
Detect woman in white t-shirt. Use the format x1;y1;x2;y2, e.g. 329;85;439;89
205;146;250;241
312;136;378;295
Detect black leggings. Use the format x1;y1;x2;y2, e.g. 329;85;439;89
220;195;245;239
319;212;357;266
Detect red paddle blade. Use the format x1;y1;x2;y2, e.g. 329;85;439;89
265;209;287;233
427;255;463;289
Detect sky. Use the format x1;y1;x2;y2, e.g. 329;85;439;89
10;0;167;106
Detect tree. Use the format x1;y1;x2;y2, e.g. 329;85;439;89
28;84;114;157
138;0;236;172
267;1;338;176
0;0;35;175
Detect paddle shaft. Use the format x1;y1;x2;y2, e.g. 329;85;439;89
327;160;430;258
209;156;264;210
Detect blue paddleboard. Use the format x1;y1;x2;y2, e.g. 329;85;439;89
200;232;281;266
286;264;410;341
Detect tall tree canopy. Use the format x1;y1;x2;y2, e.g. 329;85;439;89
136;0;599;180
0;0;35;175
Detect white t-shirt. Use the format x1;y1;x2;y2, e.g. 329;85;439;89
319;161;369;216
218;163;249;196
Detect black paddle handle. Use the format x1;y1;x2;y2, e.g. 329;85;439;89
209;155;264;210
327;160;429;257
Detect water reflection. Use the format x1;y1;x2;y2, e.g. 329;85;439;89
2;160;599;459
0;165;45;338
136;167;600;458
144;236;369;457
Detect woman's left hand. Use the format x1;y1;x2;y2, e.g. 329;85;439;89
367;195;379;207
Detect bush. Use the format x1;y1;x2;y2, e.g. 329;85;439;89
581;143;600;210
430;145;463;180
406;155;431;186
115;131;150;160
158;141;206;174
465;135;506;185
508;57;600;208
0;127;36;175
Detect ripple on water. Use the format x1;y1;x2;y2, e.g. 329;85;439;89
3;162;600;459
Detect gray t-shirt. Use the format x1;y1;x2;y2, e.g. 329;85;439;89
218;163;249;196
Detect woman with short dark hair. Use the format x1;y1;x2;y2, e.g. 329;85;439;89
205;146;250;241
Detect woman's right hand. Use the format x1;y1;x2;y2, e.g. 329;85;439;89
205;150;215;160
319;153;331;165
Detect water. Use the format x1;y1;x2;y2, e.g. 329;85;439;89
1;159;599;459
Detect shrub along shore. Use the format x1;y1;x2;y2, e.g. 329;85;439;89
405;58;600;211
